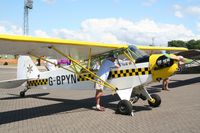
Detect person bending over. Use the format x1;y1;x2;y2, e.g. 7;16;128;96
95;54;120;111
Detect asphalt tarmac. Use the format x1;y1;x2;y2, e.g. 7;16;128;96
0;67;200;133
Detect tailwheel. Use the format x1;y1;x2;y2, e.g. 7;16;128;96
116;100;132;115
20;91;25;97
148;94;161;107
20;86;30;97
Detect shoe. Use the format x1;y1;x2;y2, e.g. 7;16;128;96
96;106;105;111
163;88;170;91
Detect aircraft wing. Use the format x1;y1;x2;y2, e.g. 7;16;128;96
0;34;188;60
0;34;128;60
136;45;188;51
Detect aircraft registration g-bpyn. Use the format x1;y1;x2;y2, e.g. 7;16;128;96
0;34;191;116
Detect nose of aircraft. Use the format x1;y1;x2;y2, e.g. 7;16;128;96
149;54;179;82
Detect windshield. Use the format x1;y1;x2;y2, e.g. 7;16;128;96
128;45;147;60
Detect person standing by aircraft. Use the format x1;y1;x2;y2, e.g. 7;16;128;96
95;54;120;111
162;78;170;91
45;58;58;71
162;56;185;91
92;61;100;70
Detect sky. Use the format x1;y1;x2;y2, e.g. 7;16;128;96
0;0;200;46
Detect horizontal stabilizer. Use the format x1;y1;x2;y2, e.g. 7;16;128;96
0;79;27;89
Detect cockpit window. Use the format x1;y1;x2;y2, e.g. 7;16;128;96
128;45;149;63
128;45;147;60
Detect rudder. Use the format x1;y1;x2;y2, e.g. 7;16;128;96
17;55;40;79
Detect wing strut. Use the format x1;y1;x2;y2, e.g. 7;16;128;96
87;48;92;69
31;46;118;93
51;46;117;92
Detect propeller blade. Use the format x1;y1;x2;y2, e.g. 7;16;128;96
164;54;179;60
164;54;193;64
182;58;193;64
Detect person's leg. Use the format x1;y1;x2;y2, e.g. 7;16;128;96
95;81;105;111
162;80;165;90
95;90;105;111
162;79;167;90
165;78;169;90
162;78;170;91
96;90;103;106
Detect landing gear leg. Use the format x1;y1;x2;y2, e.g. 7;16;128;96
140;87;161;107
20;86;30;97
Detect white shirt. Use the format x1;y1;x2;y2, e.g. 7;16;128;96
97;59;116;81
93;63;100;70
45;59;58;71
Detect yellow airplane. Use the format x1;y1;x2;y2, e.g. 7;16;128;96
0;34;191;115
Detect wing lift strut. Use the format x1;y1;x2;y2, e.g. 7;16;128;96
30;46;117;94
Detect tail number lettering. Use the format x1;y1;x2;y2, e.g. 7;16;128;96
48;74;77;86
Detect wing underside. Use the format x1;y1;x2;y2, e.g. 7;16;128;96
0;34;188;60
0;34;128;60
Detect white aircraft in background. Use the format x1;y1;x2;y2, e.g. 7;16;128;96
0;34;191;115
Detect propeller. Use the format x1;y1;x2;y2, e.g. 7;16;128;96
164;54;193;64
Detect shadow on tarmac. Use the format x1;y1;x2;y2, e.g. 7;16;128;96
0;91;153;125
151;76;200;89
2;76;198;124
0;93;117;125
0;93;50;100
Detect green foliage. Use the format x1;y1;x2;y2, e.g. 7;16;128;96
168;39;200;49
168;40;186;47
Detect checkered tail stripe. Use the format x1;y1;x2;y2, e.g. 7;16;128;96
27;79;48;86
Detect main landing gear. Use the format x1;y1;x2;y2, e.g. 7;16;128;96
20;86;31;97
116;93;161;116
116;100;133;115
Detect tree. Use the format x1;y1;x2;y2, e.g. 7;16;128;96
168;40;200;50
168;40;186;48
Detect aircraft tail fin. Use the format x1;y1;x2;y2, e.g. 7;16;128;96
17;55;40;79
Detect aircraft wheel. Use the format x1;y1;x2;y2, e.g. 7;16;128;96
148;94;161;107
20;91;25;97
116;100;132;115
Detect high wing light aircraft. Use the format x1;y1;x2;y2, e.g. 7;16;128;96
0;34;190;115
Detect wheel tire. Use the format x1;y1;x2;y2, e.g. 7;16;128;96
116;100;132;115
20;91;25;97
148;94;161;107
